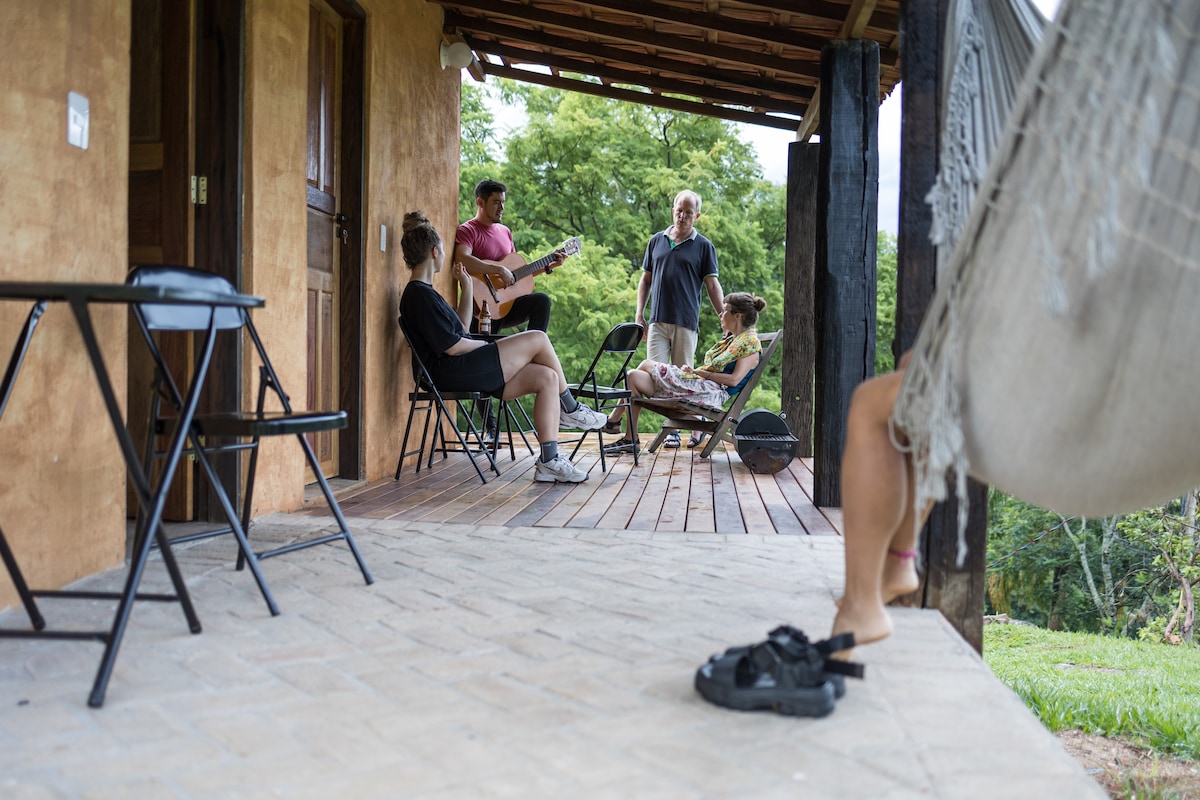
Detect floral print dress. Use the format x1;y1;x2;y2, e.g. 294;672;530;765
643;329;761;411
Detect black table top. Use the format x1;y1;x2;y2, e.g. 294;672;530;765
0;281;264;308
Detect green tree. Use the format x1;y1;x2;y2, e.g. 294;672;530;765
875;232;897;374
459;82;502;220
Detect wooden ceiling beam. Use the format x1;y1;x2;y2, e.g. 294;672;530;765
475;39;810;115
482;62;805;130
554;0;828;52
718;0;899;31
445;13;817;99
437;0;823;77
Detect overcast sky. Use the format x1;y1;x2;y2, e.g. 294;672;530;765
478;0;1062;234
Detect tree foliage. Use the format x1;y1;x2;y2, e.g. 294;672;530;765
458;79;894;428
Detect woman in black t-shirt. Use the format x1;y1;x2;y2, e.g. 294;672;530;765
397;211;607;484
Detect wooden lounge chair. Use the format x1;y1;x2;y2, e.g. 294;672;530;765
634;330;782;459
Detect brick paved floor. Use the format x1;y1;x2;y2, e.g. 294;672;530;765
0;514;1105;799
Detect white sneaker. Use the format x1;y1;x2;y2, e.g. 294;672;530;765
559;403;608;431
534;455;589;483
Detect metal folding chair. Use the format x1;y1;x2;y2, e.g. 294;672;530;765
395;315;501;484
128;265;374;616
567;322;644;472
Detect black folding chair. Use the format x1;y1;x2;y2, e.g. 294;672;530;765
395;315;501;484
567;322;644;472
128;265;373;616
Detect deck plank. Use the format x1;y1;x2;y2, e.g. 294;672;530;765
594;451;649;529
333;445;840;537
786;458;843;535
651;446;693;532
565;456;635;528
435;455;540;524
751;468;808;535
684;452;716;532
708;445;747;534
627;446;677;530
729;451;776;534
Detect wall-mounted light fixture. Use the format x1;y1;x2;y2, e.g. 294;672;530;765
440;41;474;70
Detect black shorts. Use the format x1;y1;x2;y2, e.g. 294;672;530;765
433;342;505;397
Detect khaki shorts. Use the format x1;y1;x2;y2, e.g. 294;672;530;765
647;322;698;366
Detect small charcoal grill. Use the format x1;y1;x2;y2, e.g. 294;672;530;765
732;408;799;474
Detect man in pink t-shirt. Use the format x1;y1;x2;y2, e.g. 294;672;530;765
453;179;559;334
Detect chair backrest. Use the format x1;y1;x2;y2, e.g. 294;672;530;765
127;264;292;413
576;322;643;390
397;314;443;394
720;330;780;419
127;264;247;331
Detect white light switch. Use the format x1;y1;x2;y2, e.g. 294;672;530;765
67;92;89;150
380;224;387;252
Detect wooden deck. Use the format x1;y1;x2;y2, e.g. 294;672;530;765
321;439;844;536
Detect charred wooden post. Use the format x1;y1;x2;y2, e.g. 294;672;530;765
894;0;988;653
812;39;879;507
782;142;819;455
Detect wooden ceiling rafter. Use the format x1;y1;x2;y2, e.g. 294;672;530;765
447;16;818;100
438;0;829;78
429;0;903;135
484;62;804;130
474;39;810;116
444;11;824;82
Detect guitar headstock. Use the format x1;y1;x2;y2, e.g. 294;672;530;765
560;237;582;258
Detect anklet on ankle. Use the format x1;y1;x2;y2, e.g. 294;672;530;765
887;548;916;560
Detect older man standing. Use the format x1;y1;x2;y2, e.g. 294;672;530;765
633;189;724;448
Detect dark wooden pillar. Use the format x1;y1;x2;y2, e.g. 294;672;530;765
813;40;879;507
894;0;988;653
782;142;819;455
194;0;245;520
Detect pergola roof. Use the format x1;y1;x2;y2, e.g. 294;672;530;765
428;0;903;136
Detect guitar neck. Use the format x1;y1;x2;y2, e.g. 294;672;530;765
512;252;557;282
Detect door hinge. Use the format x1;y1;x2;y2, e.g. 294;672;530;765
190;176;208;205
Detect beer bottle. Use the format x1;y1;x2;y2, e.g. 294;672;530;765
478;301;492;335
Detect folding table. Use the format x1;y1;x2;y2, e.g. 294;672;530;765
0;281;263;707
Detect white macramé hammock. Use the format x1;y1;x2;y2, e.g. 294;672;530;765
894;0;1200;563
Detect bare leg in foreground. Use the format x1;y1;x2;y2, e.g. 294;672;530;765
831;365;931;648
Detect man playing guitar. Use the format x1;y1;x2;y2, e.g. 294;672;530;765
453;179;562;334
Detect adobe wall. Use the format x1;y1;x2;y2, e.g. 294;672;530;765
243;0;461;514
0;0;462;609
0;0;132;609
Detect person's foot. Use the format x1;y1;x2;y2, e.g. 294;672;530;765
560;404;609;431
663;431;681;448
602;418;623;435
831;596;894;655
602;437;640;455
534;454;589;483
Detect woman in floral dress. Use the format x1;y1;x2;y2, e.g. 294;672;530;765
603;292;765;454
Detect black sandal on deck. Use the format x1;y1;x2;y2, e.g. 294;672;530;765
694;625;864;717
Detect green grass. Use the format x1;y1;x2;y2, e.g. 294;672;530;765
983;625;1200;760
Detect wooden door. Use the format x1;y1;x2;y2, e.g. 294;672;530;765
306;0;342;478
127;0;195;520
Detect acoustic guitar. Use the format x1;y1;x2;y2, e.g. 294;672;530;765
471;237;581;319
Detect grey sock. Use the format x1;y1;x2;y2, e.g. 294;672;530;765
540;442;559;463
559;389;580;413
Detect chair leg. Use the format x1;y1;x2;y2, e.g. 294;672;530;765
395;397;422;479
0;524;45;630
290;433;374;585
189;438;280;616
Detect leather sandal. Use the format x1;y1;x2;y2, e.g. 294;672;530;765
695;625;863;716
